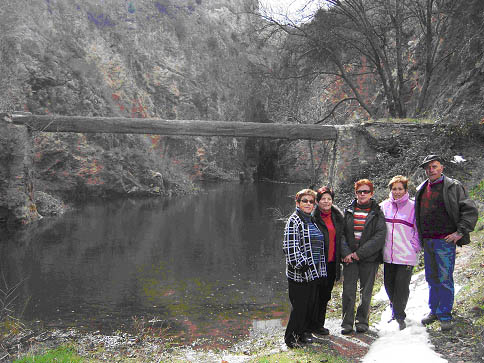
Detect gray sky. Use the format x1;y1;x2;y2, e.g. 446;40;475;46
258;0;323;23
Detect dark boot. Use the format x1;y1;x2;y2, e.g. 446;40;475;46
421;313;438;325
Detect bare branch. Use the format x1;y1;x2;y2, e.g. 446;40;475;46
315;97;360;124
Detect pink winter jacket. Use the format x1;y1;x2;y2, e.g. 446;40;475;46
380;192;421;266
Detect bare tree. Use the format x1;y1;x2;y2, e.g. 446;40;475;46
409;0;457;116
307;0;414;118
254;0;461;120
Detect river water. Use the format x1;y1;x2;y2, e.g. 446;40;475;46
0;182;306;347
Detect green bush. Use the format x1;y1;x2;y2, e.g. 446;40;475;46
470;179;484;202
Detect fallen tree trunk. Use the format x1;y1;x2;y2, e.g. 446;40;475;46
11;114;337;141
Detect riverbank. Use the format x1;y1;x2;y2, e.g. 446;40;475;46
2;313;375;362
4;222;483;363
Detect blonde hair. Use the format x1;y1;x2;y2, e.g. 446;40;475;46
388;175;409;190
295;189;316;203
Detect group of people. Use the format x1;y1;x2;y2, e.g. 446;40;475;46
282;154;478;348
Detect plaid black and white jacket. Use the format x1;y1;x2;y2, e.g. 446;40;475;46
283;209;327;283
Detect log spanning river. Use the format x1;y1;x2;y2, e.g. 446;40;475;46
0;182;306;347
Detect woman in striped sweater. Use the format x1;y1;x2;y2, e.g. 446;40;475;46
340;179;387;335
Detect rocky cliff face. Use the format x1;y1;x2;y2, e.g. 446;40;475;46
0;0;270;203
428;0;484;128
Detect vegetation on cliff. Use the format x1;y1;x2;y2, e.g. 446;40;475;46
249;0;484;192
256;0;484;127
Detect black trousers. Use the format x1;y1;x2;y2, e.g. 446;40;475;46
285;278;318;345
311;262;336;329
383;262;413;320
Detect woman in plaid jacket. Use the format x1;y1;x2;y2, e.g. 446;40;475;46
283;188;327;348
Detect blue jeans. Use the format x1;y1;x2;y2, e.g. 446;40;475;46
423;238;456;321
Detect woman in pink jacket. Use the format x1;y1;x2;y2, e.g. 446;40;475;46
380;175;421;330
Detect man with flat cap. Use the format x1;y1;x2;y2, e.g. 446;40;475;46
415;154;478;331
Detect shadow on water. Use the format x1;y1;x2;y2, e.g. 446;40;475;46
0;182;305;348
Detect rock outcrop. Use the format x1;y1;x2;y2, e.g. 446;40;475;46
0;118;40;224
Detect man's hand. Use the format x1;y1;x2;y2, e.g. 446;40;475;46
351;252;360;261
444;232;463;244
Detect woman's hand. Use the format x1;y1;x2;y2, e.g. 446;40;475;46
343;252;359;263
343;254;353;263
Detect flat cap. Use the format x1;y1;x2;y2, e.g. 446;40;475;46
419;154;443;168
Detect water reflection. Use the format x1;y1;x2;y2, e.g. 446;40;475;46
0;182;304;346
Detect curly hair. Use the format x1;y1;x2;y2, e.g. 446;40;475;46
295;189;316;203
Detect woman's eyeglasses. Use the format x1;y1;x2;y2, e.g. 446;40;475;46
356;190;371;195
299;199;315;204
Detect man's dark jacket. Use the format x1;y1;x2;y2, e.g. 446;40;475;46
312;204;344;280
340;199;387;263
415;175;478;246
